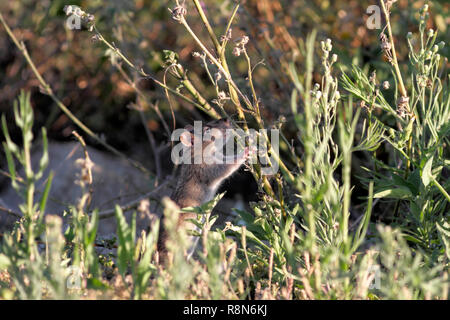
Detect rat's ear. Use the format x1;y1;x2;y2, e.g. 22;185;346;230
180;131;193;147
184;124;194;132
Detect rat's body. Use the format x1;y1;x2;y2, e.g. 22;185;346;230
158;118;248;258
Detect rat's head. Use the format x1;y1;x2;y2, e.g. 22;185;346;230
179;118;232;161
177;118;248;186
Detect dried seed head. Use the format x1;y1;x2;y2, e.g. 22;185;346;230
215;72;222;82
137;199;151;219
212;90;230;106
382;81;390;89
64;5;95;26
397;96;410;118
359;101;367;109
91;34;100;43
75;157;94;185
380;34;391;50
380;33;393;63
385;0;398;12
333;222;339;231
233;35;250;54
335;91;341;100
417;74;428;87
169;0;187;23
220;28;232;42
325;38;333;51
240;35;249;46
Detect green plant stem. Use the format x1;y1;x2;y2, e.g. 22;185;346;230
192;0;221;50
380;1;415;220
303;31;317;250
379;0;408;100
191;0;244;114
243;49;259;113
341;143;351;249
181;77;220;118
432;177;450;202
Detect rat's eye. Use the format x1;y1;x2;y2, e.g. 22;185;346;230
203;127;211;135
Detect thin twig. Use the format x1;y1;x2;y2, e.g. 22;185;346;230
0;205;22;218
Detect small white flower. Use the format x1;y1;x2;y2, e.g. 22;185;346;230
64;5;73;15
217;91;229;100
315;91;322;99
335;91;341;99
331;54;338;63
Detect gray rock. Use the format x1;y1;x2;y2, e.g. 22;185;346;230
0;141;171;235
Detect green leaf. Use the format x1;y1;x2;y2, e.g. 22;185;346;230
35;128;49;181
0;253;11;269
2;116;20;157
407;169;422;195
87;277;109;290
38;171;53;218
373;186;412;199
392;174;418;196
351;181;373;253
436;222;450;260
115;205;135;276
86;209;99;246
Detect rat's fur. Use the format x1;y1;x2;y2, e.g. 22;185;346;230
158;118;248;258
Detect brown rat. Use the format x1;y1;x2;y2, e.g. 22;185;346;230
158;118;248;258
